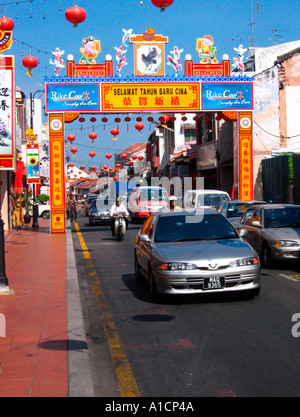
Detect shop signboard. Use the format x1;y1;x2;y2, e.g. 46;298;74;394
202;82;253;111
46;82;100;113
0;56;15;170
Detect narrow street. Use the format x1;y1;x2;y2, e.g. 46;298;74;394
72;210;300;397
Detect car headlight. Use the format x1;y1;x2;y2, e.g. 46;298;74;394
275;240;299;247
229;257;259;267
158;262;198;271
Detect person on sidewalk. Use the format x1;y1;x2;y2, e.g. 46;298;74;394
67;194;78;222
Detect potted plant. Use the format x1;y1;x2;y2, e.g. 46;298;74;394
22;195;32;224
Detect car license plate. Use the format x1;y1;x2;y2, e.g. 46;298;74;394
102;216;109;219
203;276;225;290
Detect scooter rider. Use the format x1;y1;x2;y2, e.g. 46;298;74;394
109;197;129;236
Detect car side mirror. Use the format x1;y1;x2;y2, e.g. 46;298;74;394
139;234;150;243
251;220;261;227
239;227;249;237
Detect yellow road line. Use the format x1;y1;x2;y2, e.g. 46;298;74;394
73;222;140;397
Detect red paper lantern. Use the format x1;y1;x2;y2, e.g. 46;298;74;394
124;117;131;122
65;5;86;27
91;166;96;171
131;154;137;160
116;163;121;169
205;115;211;121
136;117;142;122
114;117;121;123
105;153;112;160
103;165;108;170
102;117;108;123
151;0;174;11
138;155;144;161
147;116;154;122
121;153;128;160
181;116;187;121
70;147;77;156
101;167;104;172
80;165;86;170
110;128;119;136
79;117;85;123
67;134;76;143
135;123;144;132
128;161;134;166
69;163;75;167
22;55;38;75
89;132;97;143
89;151;96;158
0;16;14;31
159;115;169;124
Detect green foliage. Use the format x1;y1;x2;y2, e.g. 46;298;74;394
36;194;50;204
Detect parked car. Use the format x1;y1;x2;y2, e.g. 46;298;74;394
235;204;300;267
217;200;266;227
183;189;230;210
129;186;169;223
134;210;261;299
85;194;98;216
88;197;114;226
35;200;50;219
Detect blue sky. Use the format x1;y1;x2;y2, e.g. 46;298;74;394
3;0;300;166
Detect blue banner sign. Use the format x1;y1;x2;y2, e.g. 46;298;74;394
202;82;253;110
46;83;100;112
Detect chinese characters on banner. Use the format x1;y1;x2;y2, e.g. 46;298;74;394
49;113;65;233
238;112;253;201
0;56;15;170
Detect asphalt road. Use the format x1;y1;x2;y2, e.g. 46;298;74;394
72;212;300;398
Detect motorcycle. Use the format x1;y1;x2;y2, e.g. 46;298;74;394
113;212;128;241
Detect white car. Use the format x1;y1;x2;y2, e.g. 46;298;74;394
36;201;50;219
184;189;230;210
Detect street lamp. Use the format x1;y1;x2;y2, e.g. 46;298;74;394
0;214;9;291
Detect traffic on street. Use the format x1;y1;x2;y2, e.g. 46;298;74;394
70;194;300;397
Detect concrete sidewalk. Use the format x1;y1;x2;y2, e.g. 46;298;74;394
0;219;94;397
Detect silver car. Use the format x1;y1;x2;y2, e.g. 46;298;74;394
134;210;261;299
88;197;113;226
216;200;266;228
236;204;300;268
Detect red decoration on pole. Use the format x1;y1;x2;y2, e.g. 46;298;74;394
110;128;119;136
135;123;144;132
138;155;144;161
128;161;134;166
89;151;96;158
116;163;121;169
90;117;96;123
22;55;38;76
103;165;108;170
65;5;86;27
91;166;96;171
151;0;174;11
131;154;137;160
105;153;112;160
121;153;128;160
80;165;86;170
0;16;15;31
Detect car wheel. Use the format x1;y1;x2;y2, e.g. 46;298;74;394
134;252;143;282
42;210;50;219
261;242;273;268
89;218;94;226
148;268;158;301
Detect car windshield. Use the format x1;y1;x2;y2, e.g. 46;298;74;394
93;198;113;209
227;202;253;218
139;188;168;202
198;194;229;208
154;213;238;243
264;208;300;228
